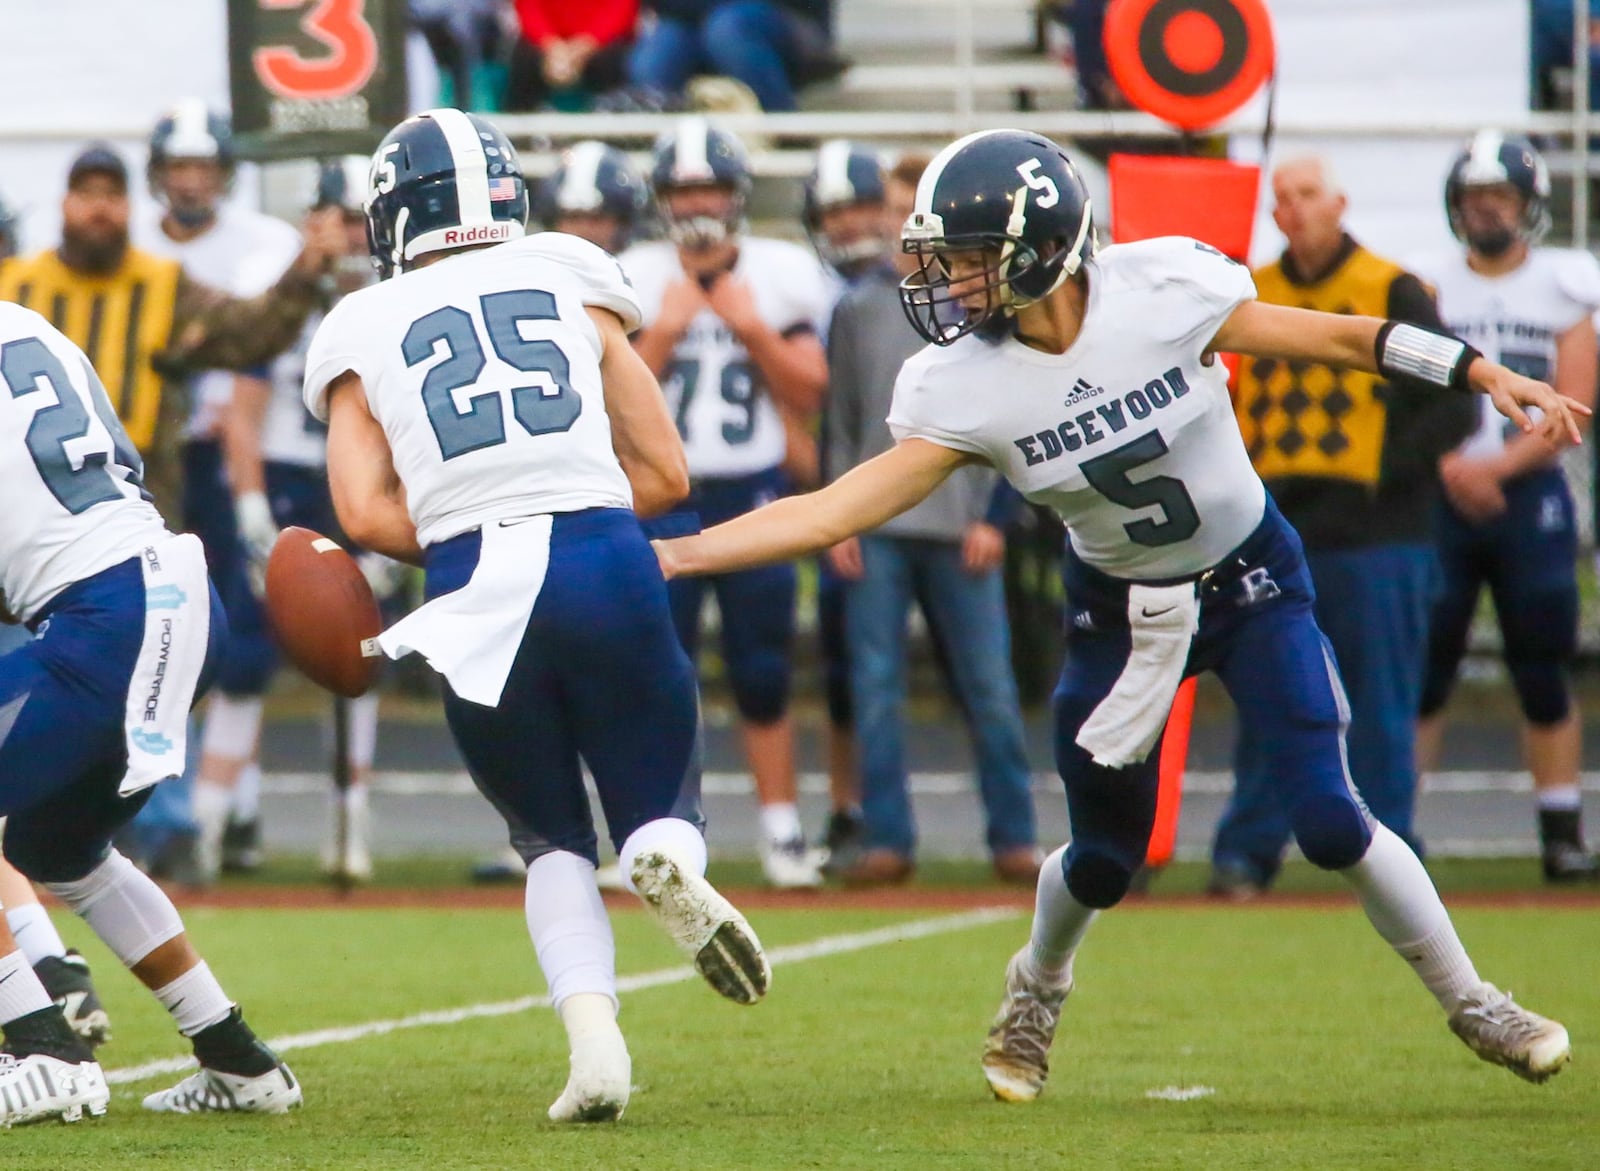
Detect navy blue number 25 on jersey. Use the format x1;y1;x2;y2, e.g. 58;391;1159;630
2;336;148;514
403;289;582;460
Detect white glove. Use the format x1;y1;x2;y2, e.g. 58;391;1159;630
235;490;278;596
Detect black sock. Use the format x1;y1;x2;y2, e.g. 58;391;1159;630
190;1007;279;1077
2;1006;92;1063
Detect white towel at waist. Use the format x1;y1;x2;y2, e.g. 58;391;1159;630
378;515;553;707
123;533;211;796
1074;581;1199;769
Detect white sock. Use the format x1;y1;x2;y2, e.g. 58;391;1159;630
0;949;53;1025
618;818;709;894
558;991;621;1046
5;903;67;966
1537;785;1582;812
154;961;234;1036
759;803;803;846
1341;822;1481;1011
1029;845;1096;984
193;780;233;843
348;692;381;771
232;761;262;822
524;852;617;1011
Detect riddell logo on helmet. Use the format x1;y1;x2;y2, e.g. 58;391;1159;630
443;224;513;245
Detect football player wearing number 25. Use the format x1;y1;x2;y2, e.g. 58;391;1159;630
654;129;1585;1100
306;109;770;1125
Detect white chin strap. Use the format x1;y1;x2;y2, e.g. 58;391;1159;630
670;214;732;249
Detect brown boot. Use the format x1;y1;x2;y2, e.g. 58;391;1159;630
842;848;915;887
992;846;1044;886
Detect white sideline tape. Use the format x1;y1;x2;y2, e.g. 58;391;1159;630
106;907;1021;1087
258;769;1600;799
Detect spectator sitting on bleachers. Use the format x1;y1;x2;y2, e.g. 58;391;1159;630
1531;1;1600;110
410;0;506;111
628;0;837;112
505;0;639;111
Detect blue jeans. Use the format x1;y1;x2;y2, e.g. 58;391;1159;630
1212;542;1436;881
847;536;1036;858
628;1;802;111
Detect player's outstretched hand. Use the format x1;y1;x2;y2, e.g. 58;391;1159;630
652;537;683;581
1470;357;1590;446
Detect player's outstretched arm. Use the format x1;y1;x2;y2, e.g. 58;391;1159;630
655;438;972;579
590;306;690;518
1211;301;1590;447
324;373;424;566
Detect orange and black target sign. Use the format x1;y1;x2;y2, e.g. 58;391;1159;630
1104;0;1274;130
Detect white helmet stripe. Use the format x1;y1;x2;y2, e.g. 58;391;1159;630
913;128;1010;218
167;97;219;159
815;139;857;206
559;141;608;212
428;107;492;226
674;116;712;182
1462;128;1508;185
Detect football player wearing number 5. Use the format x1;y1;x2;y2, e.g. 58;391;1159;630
307;109;770;1124
654;130;1582;1100
623;118;833;889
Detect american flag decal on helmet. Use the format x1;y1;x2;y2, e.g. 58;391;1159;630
488;177;518;202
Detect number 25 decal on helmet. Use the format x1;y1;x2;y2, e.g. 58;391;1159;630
899;129;1095;346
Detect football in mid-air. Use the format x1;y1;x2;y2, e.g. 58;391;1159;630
265;526;384;698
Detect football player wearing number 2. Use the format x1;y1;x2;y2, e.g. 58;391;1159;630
0;303;300;1125
306;109;770;1124
654;129;1583;1100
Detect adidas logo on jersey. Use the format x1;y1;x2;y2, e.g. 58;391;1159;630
1013;368;1192;467
1063;378;1103;408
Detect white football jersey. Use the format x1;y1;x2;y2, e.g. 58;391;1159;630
260;312;328;468
621;236;829;479
1410;246;1600;459
888;237;1264;581
304;233;638;548
0;302;167;622
138;206;302;437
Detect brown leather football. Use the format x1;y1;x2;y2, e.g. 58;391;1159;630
264;526;384;698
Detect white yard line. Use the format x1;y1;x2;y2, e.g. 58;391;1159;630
105;907;1021;1087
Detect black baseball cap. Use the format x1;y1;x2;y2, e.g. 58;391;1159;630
67;143;129;191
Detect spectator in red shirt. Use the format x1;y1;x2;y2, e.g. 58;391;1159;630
505;0;640;111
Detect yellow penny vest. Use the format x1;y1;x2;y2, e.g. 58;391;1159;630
0;247;181;452
1234;247;1404;489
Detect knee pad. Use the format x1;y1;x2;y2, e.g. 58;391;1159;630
41;850;184;967
1507;659;1571;725
729;653;790;724
1063;846;1136;909
1290;792;1373;871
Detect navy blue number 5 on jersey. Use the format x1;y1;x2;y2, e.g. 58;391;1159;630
403;289;582;461
2;336;147;514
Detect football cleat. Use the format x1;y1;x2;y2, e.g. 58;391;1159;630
33;950;112;1050
0;1054;108;1127
759;837;825;890
630;850;771;1005
547;1030;631;1123
141;1061;303;1114
982;947;1072;1103
1448;984;1570;1083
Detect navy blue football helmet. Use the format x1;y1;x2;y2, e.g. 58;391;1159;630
1445;130;1551;256
365;108;528;279
803;140;887;274
899;129;1095;346
649;117;750;248
535;140;650;250
313;155;370;212
147;99;235;227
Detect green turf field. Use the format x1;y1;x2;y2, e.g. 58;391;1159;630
3;889;1594;1169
